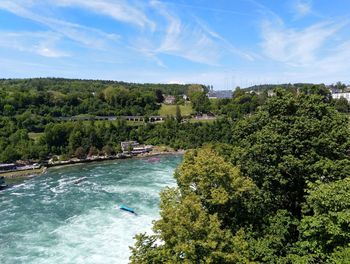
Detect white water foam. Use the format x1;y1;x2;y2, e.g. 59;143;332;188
0;155;182;264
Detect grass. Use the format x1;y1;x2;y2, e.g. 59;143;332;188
158;103;193;117
28;132;44;143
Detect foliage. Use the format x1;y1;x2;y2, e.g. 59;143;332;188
130;148;257;263
190;91;211;113
234;90;350;215
175;105;182;122
290;178;350;262
131;89;350;263
334;97;350;113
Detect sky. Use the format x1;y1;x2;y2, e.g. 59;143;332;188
0;0;349;89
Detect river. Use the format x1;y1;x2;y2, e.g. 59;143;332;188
0;155;183;264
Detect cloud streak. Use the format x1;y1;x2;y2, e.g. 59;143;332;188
294;0;312;17
143;0;256;66
261;19;347;66
0;31;69;58
151;0;221;65
54;0;155;30
0;1;120;50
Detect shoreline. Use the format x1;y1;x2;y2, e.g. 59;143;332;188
0;149;185;180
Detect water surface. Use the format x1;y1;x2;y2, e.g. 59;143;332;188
0;155;182;264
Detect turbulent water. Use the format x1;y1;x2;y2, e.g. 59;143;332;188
0;155;183;264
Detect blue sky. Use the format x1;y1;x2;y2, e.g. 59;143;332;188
0;0;349;89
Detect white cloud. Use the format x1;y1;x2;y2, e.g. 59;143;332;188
295;0;312;17
195;19;256;61
55;0;155;30
261;19;347;66
0;1;120;50
0;31;69;58
147;0;255;66
151;0;221;65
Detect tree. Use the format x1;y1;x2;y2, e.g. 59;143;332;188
233;86;245;98
155;89;164;103
334;97;349;113
234;90;350;216
102;145;114;156
175;105;182;122
336;81;346;91
130;148;258;263
88;146;98;157
290;178;350;262
0;145;20;162
187;84;204;96
74;146;86;159
190;91;211;113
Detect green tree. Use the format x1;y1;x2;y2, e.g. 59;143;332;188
155;89;164;103
130;148;257;263
74;146;86;159
290;178;350;262
234;90;350;216
334;97;349;113
175;105;182;122
190;91;211;113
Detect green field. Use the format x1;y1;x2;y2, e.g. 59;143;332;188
158;103;193;117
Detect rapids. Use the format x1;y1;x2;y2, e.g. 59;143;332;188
0;155;183;264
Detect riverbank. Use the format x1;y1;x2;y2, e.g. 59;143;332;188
0;167;46;179
48;147;185;167
0;147;185;181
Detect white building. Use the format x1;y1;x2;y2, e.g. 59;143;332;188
120;141;152;154
331;92;350;102
164;95;176;104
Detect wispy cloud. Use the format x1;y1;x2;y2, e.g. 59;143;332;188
142;0;256;66
150;0;222;65
195;19;257;61
294;0;312;17
0;1;120;50
0;31;69;58
54;0;155;30
261;19;347;66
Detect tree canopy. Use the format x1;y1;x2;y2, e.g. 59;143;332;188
130;89;350;263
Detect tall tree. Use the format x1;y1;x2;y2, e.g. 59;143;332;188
130;148;258;263
234;90;350;216
175;105;182;122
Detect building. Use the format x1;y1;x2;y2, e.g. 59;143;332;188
120;141;140;152
206;90;232;99
164;95;176;104
331;92;350;102
131;145;153;155
267;90;276;97
0;163;17;172
120;141;153;155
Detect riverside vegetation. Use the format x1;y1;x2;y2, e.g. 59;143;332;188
0;78;270;162
130;88;350;263
1;78;350;262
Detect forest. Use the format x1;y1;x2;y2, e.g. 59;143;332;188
0;78;349;166
0;78;349;163
0;78;271;162
130;88;350;263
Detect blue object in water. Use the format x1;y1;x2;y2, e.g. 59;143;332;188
119;204;136;214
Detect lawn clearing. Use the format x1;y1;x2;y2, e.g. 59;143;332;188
159;103;193;116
